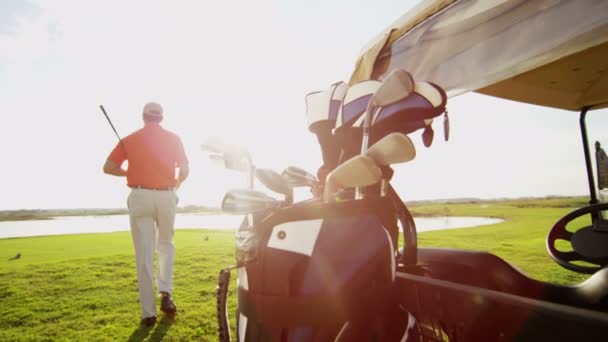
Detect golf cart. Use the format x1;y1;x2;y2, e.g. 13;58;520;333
210;0;608;340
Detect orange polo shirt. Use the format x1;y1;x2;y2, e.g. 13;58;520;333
107;123;188;188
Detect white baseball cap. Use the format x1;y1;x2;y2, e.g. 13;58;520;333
143;102;163;118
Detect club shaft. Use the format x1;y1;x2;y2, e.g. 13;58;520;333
99;105;122;141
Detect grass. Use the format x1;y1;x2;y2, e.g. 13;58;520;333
0;197;594;341
409;198;590;285
0;230;237;341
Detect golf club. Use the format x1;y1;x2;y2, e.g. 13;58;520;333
222;189;281;215
207;152;252;173
201;140;254;182
255;168;293;204
365;132;416;166
202;139;258;226
365;132;416;197
281;166;318;188
324;155;382;202
201;140;254;174
99;105;128;157
356;70;413;199
99;105;123;142
361;69;414;155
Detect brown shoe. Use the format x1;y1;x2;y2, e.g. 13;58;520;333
141;315;157;327
160;292;177;314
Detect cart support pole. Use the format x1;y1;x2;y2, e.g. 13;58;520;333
580;107;598;206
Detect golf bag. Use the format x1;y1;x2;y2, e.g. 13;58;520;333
305;76;448;184
234;198;416;341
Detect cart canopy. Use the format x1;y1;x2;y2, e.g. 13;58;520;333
350;0;608;111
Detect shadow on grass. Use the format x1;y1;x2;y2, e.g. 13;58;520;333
128;315;174;342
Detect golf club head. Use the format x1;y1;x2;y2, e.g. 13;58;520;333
208;152;252;173
324;155;382;202
366;132;416;166
361;69;415;154
202;139;252;173
201;138;238;154
221;189;281;215
281;166;318;188
372;69;415;107
255;168;293;196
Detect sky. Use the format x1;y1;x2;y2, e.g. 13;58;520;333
0;0;606;210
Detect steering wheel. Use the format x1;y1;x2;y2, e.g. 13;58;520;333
546;203;608;274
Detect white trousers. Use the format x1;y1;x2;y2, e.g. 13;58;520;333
127;188;178;318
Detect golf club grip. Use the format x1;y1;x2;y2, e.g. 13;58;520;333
99;105;122;142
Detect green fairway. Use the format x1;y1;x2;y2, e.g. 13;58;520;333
410;197;590;285
0;198;593;341
0;230;238;341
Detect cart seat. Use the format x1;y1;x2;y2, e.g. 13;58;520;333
413;247;608;311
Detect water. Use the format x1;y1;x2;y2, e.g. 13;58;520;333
0;214;502;239
0;214;242;239
414;216;503;231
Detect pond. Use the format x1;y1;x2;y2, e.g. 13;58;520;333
0;214;503;239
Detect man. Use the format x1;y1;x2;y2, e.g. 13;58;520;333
103;102;189;327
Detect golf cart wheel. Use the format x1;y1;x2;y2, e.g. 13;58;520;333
546;203;608;274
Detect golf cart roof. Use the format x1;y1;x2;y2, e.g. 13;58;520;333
350;0;608;111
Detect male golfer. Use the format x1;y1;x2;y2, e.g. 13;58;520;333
103;102;189;326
